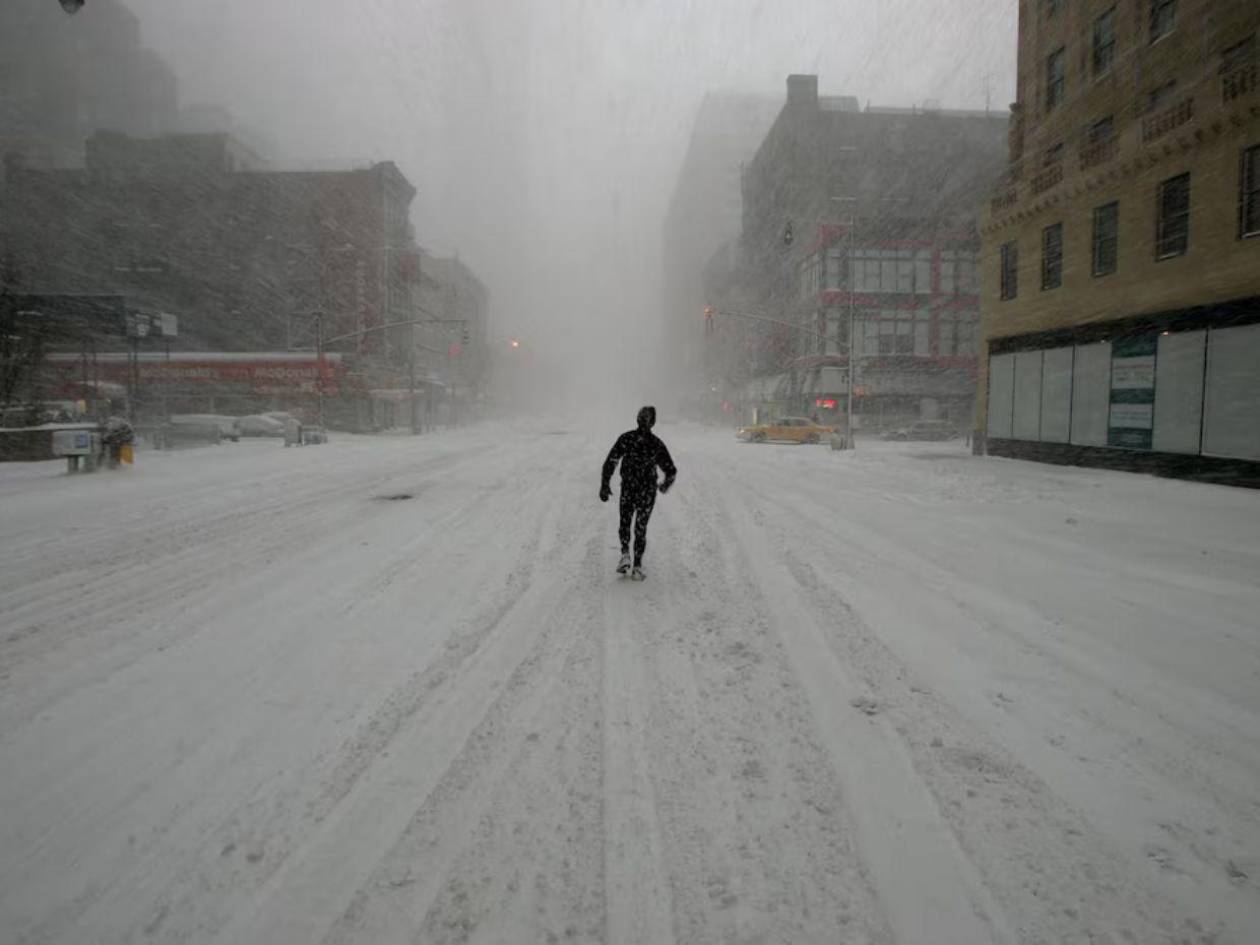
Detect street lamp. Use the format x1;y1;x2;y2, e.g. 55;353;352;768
312;310;325;430
830;195;860;448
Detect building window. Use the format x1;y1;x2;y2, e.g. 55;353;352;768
1222;35;1256;74
1093;7;1117;76
1088;116;1114;143
1081;116;1116;169
940;251;979;295
1043;141;1065;166
1241;145;1260;239
1041;223;1063;290
1046;47;1066;112
849;248;920;294
856;310;930;356
1156;172;1190;259
938;317;979;357
1000;241;1018;300
914;250;933;295
824;246;847;290
1150;0;1176;43
1222;36;1257;103
1148;79;1177;112
1092;202;1119;276
800;256;820;299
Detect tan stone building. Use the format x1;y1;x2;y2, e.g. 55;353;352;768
978;0;1260;482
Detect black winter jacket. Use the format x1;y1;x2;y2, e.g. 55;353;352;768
601;427;677;497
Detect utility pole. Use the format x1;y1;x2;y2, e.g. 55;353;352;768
314;310;325;429
846;223;857;449
830;193;860;449
408;345;418;435
129;333;139;423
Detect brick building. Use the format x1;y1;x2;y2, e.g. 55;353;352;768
3;131;421;361
978;0;1260;481
414;254;491;404
727;75;1007;428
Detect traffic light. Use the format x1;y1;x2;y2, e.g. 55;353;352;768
704;306;715;334
461;327;470;345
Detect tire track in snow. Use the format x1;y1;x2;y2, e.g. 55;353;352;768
710;468;1011;945
599;558;675;945
612;476;894;945
0;442;503;715
0;439;566;944
317;463;612;943
742;477;1259;942
207;523;604;943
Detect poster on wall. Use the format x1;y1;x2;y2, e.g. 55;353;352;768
1108;334;1157;449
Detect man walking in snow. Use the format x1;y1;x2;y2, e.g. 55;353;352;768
600;405;677;581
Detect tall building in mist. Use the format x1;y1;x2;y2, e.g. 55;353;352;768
662;92;780;394
426;0;533;338
0;0;177;170
978;0;1260;483
728;75;1006;428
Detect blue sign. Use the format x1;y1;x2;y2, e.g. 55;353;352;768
1108;333;1157;450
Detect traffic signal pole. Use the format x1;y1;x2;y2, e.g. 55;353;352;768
319;315;466;435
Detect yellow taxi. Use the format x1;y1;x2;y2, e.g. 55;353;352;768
736;416;839;444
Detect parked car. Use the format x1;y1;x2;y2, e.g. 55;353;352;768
169;414;240;441
156;418;223;447
301;426;328;445
881;419;959;441
0;402;86;427
234;414;286;437
736;416;838;444
262;411;301;425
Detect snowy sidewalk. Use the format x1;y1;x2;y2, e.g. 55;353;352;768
1;425;1257;944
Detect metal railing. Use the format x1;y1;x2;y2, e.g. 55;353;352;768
1141;96;1194;143
1079;135;1117;171
1222;61;1257;103
990;189;1018;213
1030;162;1063;195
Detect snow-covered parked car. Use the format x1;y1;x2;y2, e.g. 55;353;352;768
881;420;958;441
157;418;223;447
234;414;286;437
169;414;240;442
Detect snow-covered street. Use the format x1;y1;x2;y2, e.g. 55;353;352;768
1;423;1258;945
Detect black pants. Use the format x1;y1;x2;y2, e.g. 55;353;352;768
618;486;656;566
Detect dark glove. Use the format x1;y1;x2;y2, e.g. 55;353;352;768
659;478;674;495
599;484;611;502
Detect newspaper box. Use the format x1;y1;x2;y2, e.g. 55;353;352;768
52;429;102;472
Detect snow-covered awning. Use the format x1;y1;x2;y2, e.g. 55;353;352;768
800;365;850;395
743;373;789;401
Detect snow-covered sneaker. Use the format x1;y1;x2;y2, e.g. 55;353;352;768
616;553;632;574
630;566;645;581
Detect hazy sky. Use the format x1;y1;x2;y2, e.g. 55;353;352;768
122;0;1017;401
